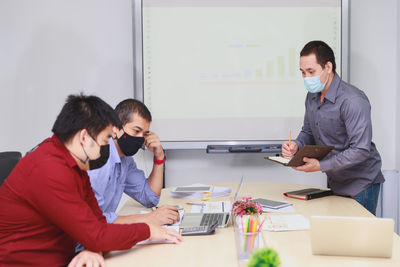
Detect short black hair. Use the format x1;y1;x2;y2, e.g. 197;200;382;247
52;94;122;143
300;41;336;73
114;99;152;126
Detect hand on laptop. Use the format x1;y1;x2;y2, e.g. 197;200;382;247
148;223;183;244
147;205;180;225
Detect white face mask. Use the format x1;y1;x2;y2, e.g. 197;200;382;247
303;69;329;93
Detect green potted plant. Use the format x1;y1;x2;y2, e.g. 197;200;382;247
247;247;281;267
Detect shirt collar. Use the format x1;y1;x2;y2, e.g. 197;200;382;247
49;134;79;168
323;73;341;104
108;137;122;164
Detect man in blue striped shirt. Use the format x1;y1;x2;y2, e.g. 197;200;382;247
282;41;384;215
88;99;180;225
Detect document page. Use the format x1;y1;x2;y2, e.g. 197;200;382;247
190;201;232;213
262;214;310;231
267;156;290;165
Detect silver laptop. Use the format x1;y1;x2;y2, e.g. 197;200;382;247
310;216;394;258
180;176;244;228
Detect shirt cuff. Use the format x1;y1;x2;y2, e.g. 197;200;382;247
319;159;332;173
294;140;303;150
133;223;151;243
142;182;161;208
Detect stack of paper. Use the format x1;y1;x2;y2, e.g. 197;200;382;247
170;183;232;200
190;201;232;213
262;214;310;231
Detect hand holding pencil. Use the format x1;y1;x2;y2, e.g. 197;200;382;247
282;131;298;159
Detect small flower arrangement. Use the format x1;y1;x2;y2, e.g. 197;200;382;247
232;196;263;216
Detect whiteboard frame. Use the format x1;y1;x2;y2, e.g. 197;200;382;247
132;0;349;150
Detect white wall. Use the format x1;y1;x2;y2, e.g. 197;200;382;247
0;0;134;153
0;0;399;188
349;0;398;171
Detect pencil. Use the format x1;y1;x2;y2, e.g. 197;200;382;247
289;130;292;153
256;217;266;232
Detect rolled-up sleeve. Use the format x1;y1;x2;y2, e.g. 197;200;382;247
320;96;372;172
123;159;160;208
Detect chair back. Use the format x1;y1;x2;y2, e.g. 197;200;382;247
0;151;22;186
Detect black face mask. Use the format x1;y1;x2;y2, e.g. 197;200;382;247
117;131;145;156
88;144;110;170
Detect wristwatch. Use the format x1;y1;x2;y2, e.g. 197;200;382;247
154;155;166;165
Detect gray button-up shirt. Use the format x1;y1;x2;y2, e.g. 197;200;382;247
295;74;384;197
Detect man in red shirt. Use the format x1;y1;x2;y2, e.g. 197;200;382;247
0;94;182;267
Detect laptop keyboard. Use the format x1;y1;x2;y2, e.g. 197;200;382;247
200;213;225;226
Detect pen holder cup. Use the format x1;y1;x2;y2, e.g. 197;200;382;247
235;231;264;260
234;215;265;260
233;214;261;232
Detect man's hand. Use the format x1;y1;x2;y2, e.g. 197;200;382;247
293;157;321;172
113;206;179;225
148;223;183;244
147;205;180;225
282;141;298;159
68;250;105;267
144;132;164;160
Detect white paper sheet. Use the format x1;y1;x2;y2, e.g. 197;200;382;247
190;201;232;213
262;214;310;231
170;183;232;200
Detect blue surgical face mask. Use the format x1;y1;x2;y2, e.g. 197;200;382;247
303;69;329;93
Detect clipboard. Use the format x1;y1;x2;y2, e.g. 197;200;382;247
265;145;334;167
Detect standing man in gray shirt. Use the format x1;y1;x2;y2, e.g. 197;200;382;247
282;40;384;215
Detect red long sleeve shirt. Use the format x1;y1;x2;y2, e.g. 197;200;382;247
0;135;150;266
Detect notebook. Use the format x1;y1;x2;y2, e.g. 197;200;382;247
265;145;334;167
310;216;394;258
283;188;333;200
180;176;244;228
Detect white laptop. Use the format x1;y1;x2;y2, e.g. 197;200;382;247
310;216;394;258
180;176;244;228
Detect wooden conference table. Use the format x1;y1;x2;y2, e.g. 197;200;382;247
105;182;400;267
